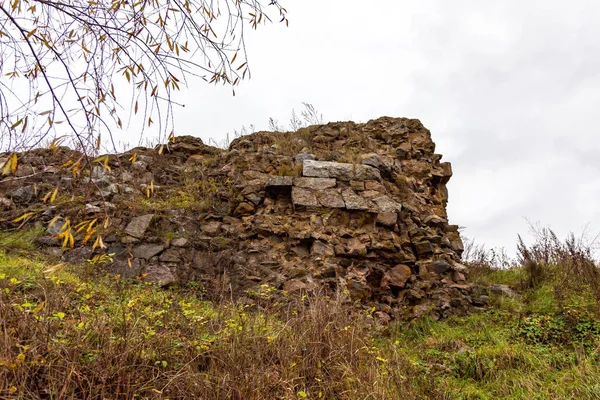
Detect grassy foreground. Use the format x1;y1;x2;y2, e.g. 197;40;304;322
1;230;600;399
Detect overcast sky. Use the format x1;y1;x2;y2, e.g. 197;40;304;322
139;1;600;254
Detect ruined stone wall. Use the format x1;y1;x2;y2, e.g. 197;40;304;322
0;117;486;320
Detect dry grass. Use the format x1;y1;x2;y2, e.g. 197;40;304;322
0;251;419;399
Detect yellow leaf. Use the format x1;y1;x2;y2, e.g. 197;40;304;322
1;155;12;176
87;219;97;232
92;235;106;250
26;28;37;39
82;228;95;244
12;211;35;223
32;301;45;314
9;153;17;174
50;188;58;203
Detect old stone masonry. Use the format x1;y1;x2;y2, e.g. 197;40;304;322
0;117;487;320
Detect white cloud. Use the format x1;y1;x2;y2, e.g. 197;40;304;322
123;0;600;252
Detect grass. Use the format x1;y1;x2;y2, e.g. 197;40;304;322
1;226;600;399
0;227;44;252
0;250;419;399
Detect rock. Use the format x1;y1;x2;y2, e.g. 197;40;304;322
244;192;263;206
124;214;154;239
374;311;391;327
121;236;140;244
414;241;433;256
171;237;189;247
47;217;66;236
341;189;372;210
132;161;148;172
377;212;398;227
361;153;392;177
440;162;453;184
311;240;335;256
62;247;93;263
159;248;182;263
303;160;381;181
145;265;176;286
121;171;133;182
15;164;36;177
364;181;386;192
283;278;316;293
292;187;319;207
132;243;165;260
9;186;35;204
294;177;336;190
413;303;432;318
295;152;316;164
317;189;345;208
91;165;107;178
233;202;255;216
265;176;294;188
84;204;103;214
201;221;222;236
424;214;447;226
488;284;520;298
432;261;452;274
381;264;411;288
451;262;469;274
346;238;367;256
372;195;402;213
350;181;365;191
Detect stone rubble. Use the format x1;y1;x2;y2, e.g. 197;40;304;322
0;117;488;320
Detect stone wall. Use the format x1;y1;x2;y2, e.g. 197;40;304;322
0;117;486;320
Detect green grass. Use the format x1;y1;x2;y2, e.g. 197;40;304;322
1;233;600;398
0;227;44;251
393;294;600;400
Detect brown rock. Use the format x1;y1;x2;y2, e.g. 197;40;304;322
376;212;398;227
233;202;255;216
317;189;345;208
346;238;367;256
292;187;319;207
414;241;433;256
201;221;222;236
365;180;387;192
381;264;411;288
311;240;335;256
440;162;453;184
